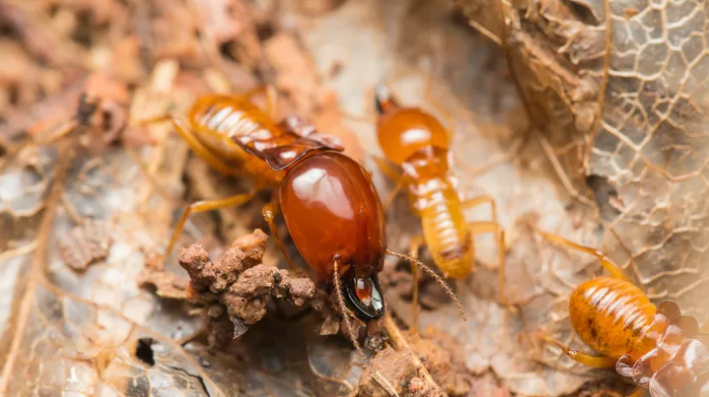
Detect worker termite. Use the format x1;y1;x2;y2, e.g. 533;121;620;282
141;86;287;260
143;87;465;350
533;227;709;397
372;85;508;327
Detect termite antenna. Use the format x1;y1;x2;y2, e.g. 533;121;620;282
333;260;363;355
385;249;467;322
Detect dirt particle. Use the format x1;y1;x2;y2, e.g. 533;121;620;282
357;347;416;397
136;255;190;300
161;230;317;347
407;328;472;396
59;218;113;271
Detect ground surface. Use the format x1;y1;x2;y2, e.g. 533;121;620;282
0;0;706;396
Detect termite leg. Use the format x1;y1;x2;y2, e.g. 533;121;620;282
372;155;405;210
541;334;617;368
372;155;402;181
408;235;425;336
627;388;646;397
462;196;508;307
170;118;242;177
461;195;499;223
242;85;279;120
262;198;298;272
139;114;241;178
468;220;508;308
531;226;631;282
165;189;261;258
382;177;405;211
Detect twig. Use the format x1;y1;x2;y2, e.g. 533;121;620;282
372;371;400;397
175;324;207;346
536;133;595;208
382;313;444;395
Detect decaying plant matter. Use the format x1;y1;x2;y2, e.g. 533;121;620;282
455;0;709;393
2;0;706;395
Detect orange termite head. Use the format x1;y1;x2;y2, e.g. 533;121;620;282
374;85;450;165
343;267;385;320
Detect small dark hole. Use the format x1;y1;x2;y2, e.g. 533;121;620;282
47;2;60;16
102;109;113;130
219;40;238;62
561;0;600;26
8;85;20;106
256;22;276;42
135;338;155;366
70;12;93;47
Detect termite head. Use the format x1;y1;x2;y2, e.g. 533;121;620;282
374;86;450;165
343;266;385;320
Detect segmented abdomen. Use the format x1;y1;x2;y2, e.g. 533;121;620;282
411;177;472;279
569;277;656;358
189;95;275;157
188;95;281;180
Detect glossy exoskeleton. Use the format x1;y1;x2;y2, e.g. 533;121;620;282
535;228;709;397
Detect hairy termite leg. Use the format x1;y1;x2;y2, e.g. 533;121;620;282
170;118;242;177
333;259;363;354
541;335;617;368
531;226;631;282
165;190;260;258
242;85;279;120
468;220;508;308
386;249;467;322
262;198;298;272
408;235;425;335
